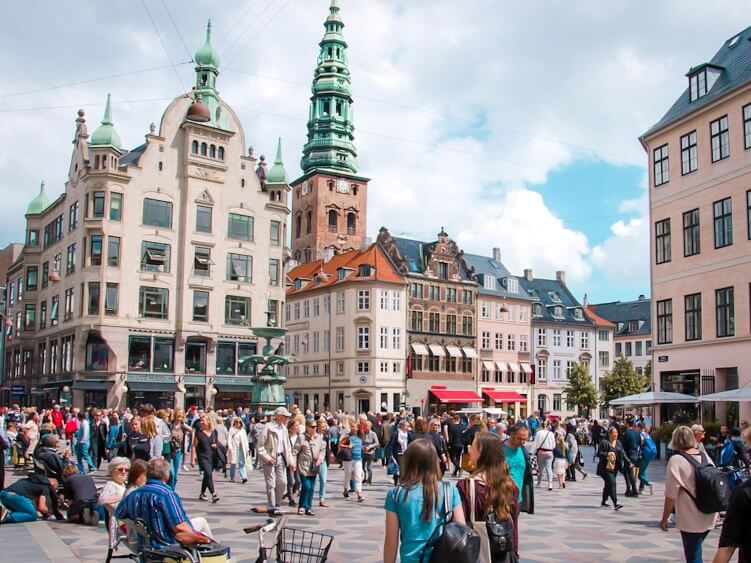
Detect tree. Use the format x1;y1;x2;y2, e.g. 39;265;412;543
644;360;652;383
599;355;648;408
562;363;599;414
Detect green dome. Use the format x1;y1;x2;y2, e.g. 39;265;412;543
267;138;288;184
90;94;122;150
195;20;220;68
27;181;51;215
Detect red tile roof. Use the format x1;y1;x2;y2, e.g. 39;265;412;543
584;305;616;328
286;243;404;296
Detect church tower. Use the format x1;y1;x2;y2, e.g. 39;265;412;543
290;0;370;263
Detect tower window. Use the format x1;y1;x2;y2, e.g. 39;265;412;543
158;161;163;171
328;181;334;191
200;74;208;86
347;212;356;235
241;178;245;188
306;211;312;234
209;144;216;158
200;143;207;156
191;140;199;154
218;146;225;160
336;101;342;116
328;210;338;233
322;100;330;115
295;214;302;239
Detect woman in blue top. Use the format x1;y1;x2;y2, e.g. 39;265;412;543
340;421;365;502
384;438;465;563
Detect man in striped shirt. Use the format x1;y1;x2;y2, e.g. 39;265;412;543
116;458;211;549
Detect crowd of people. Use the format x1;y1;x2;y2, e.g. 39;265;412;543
1;402;751;562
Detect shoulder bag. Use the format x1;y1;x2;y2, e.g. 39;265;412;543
420;482;481;563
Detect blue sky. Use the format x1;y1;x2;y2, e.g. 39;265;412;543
0;0;747;306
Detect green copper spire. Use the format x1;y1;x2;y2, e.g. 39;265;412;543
300;0;358;175
192;19;230;130
267;138;289;184
195;20;220;68
27;180;51;215
90;94;122;150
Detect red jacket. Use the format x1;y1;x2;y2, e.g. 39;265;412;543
51;410;64;428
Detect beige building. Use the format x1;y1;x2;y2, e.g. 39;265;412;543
640;27;751;425
464;250;533;418
284;244;407;413
3;24;289;410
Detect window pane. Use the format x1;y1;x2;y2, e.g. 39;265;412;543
105;283;118;315
128;336;151;371
139;286;168;319
88;282;100;315
196;205;212;233
143;198;173;228
93;192;105;218
110;193;122;221
108;236;121;267
216;342;236;374
228;213;253;240
193;290;209;322
185;341;206;373
141;241;171;273
153;338;174;372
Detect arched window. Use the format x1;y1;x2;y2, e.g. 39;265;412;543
328;181;334;191
304;248;312;262
241;178;245;188
295;214;302;239
294;250;301;262
328;210;338;233
94;155;100;169
209;145;216;158
200;143;207;156
218;146;225;160
347;212;356;235
191;140;199;154
352;186;358;196
305;211;312;234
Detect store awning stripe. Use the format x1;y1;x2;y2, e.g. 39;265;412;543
430;389;483;403
445;345;463;358
411;343;429;356
428;344;446;357
461;347;478;358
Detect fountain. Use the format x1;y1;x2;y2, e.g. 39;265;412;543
243;325;292;415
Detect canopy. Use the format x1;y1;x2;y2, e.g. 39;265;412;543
483;390;527;402
462;347;478;358
699;388;751;402
428;344;445;357
507;362;520;373
609;391;697;406
411;343;429;356
429;388;483;404
445;345;463;358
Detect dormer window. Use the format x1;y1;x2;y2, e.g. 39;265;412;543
532;303;543;317
483;275;496;290
437;262;449;280
337;268;346;281
688;64;723;102
505;278;518;293
573;308;583;321
294;279;303;290
549;292;561;303
553;306;564;319
358;264;372;277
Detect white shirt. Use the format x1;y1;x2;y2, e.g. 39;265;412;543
270;422;288;456
533;429;556;451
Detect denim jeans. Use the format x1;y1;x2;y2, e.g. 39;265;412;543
680;531;709;563
0;490;38;523
75;442;95;473
169;451;183;489
638;457;651;489
316;461;328;501
229;459;247;481
299;474;316;510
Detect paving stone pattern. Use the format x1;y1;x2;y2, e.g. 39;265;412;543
0;447;723;562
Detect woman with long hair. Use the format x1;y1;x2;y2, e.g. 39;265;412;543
190;415;220;503
169;409;191;488
552;434;568;489
383;439;465;563
227;417;249;484
124;458;148;497
596;426;626;510
315;418;330;507
458;431;519;562
340;421;365;502
141;416;163;461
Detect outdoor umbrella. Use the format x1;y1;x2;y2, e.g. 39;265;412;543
698;388;751;402
609;391;697;406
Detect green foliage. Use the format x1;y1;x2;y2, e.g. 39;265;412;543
599;355;648;408
702;421;721;441
562;363;599;412
644;360;652;381
657;421;680;444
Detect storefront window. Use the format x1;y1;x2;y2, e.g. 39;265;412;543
85;334;108;371
153;338;174;372
238;343;257;375
216;342;236;375
185;340;206;374
128;336;151;371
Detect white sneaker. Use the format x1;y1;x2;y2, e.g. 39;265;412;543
183;465;190;472
668;513;676;526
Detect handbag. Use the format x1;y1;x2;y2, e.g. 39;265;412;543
469;478;515;563
461;451;474;473
387;459;400;476
421;482;481;563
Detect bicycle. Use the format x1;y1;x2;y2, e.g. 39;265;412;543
244;515;334;563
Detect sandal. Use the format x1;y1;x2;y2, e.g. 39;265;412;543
319;501;329;507
343;490;349;498
305;509;315;516
297;508;305;515
357;496;365;503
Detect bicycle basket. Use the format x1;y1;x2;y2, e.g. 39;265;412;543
277;527;334;563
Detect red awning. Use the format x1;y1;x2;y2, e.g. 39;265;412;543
430;389;483;404
483;390;527;402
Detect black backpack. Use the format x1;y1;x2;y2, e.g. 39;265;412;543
678;451;731;514
421;482;481;563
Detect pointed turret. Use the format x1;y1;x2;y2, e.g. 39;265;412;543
300;0;358;175
267;138;289;184
26;180;51;215
90;94;122;150
191;19;229;129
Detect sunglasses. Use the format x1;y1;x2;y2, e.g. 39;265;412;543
116;467;129;473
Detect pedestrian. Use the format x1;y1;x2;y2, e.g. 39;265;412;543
256;407;295;515
504;422;534;515
227;417;249;484
74;411;95;473
340;421;365;502
532;421;555;491
284;417;302;506
637;421;655;495
362;420;380;485
126;416;150;462
190;415;220;503
169;409;191;489
124;459;148;498
565;423;587;481
383;439;465;563
712;474;751;562
90;410;108;469
141;416;163;461
458;431;519;562
315;418;330;507
293;418;325;516
107;413;125;460
426;418;449;475
448;414;465;477
552;433;568;489
596;426;626;510
659;426;718;563
621;418;641;497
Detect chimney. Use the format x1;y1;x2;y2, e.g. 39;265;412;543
556;270;566;285
583;293;589;307
638;294;645;301
492;247;501;262
323;248;335;262
523;269;533;281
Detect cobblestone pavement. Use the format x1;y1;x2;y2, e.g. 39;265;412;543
0;447;724;562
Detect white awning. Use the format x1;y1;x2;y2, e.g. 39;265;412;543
445;345;463;358
495;361;506;372
507;362;520;373
482;360;495;371
520;363;532;374
411;343;429;356
428;344;445;357
462;347;478;358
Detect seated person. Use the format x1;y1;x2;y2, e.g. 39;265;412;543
116;458;212;548
34;434;70;480
100;457;131;507
0;473;59;523
62;465;100;525
124;459;148;498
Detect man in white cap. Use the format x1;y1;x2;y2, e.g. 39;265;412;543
257;407;295;514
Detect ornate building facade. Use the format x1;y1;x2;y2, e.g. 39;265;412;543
3;23;289;410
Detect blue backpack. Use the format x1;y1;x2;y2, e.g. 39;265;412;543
719;439;736;467
641;434;657;461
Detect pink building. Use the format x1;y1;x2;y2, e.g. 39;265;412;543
640;26;751;425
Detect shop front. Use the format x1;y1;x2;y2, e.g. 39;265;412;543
73;379;112;409
126;377;180;410
481;388;528;419
213;376;254;410
427;385;483;416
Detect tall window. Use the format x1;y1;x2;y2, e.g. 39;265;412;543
357;290;370;311
537;328;547;346
26;266;38;292
336;292;345;313
193;247;212;276
270;221;281;246
461;314;473;336
656;299;673;344
92;191;105;218
744;104;751;150
684;293;702;341
429;312;440;332
50;295;59;326
581;331;589;350
69;201;79;230
108;236;121;267
141;241;170;272
598;351;610;368
655;218;671;264
680;131;698;175
227;253;252;283
66;243;77;274
64;288;74;321
445;314;456;334
228;213;253;241
328;210;338;233
139;287;169;319
683;209;700;257
196;205;212;233
347;213;356;235
88;282;100;315
714;197;733;248
481;331;490;350
90;235;103;266
710;115;730;162
142;198;172;228
335;327;344;352
193;291;209;322
110;192;122;221
357;326;369;350
537;359;547;380
269;259;280;286
653;144;669;186
392;328;401;350
105;283;118;315
747;190;751;240
410;309;423;331
716;287;734;338
225;295;250;325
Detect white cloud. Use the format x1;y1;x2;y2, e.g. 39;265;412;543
591;217;649;285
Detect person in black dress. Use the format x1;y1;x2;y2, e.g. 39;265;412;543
191;415;220;503
596;426;628;510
